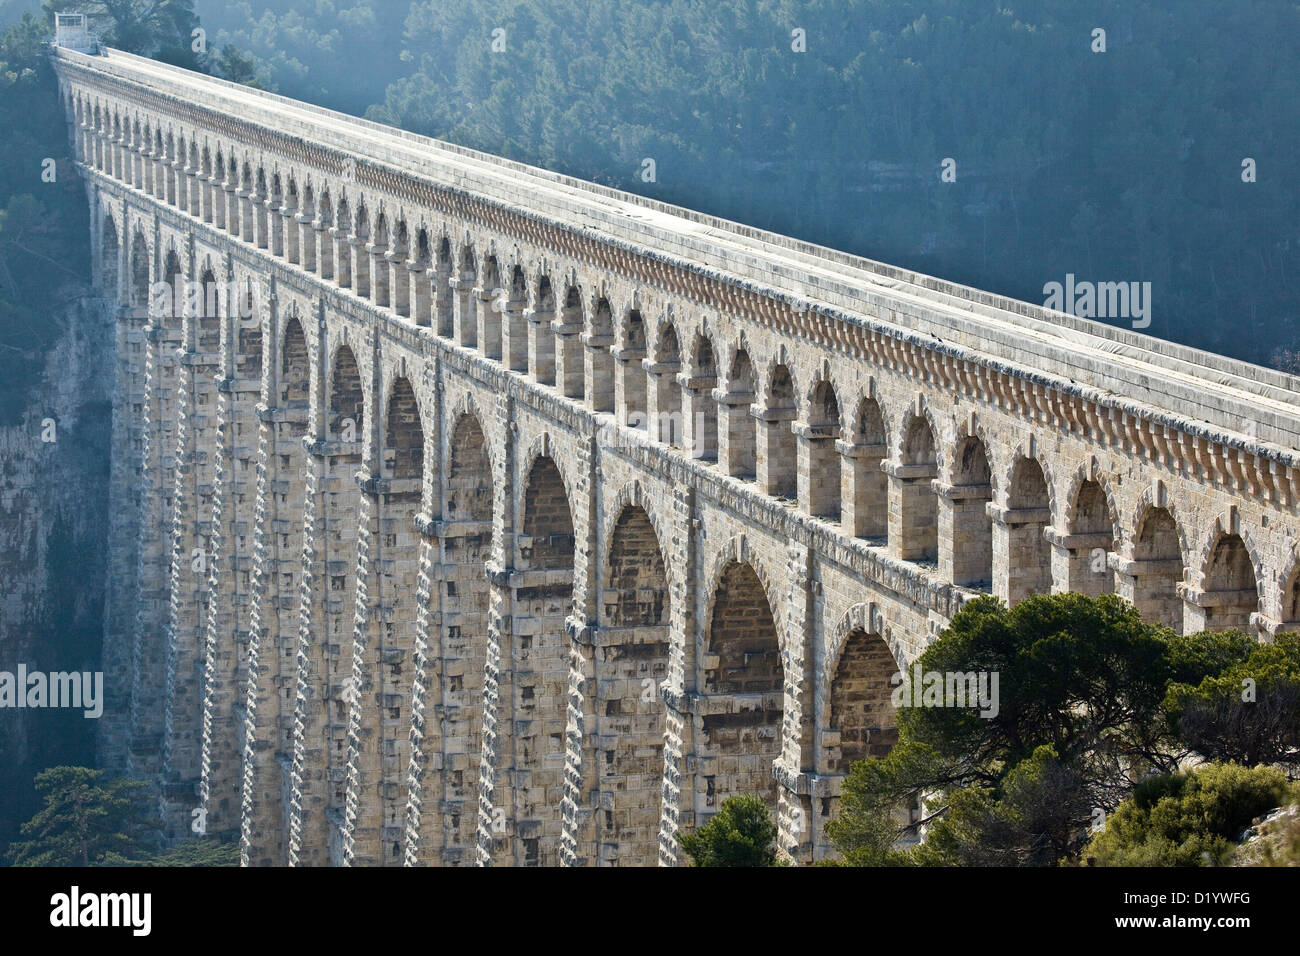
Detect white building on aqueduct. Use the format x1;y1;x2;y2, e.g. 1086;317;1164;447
49;42;1300;866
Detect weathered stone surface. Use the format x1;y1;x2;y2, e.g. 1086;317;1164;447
54;45;1300;867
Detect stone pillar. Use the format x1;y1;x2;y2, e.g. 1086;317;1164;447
296;214;315;272
451;277;476;347
583;331;615;413
656;484;697;866
883;458;938;561
388;252;410;317
330;227;351;288
343;468;422;865
526;306;556;385
99;298;148;771
502;291;528;372
366;242;388;305
130;317;183;781
287;433;363;865
644;359;681;446
679;373;716;460
839;440;887;538
409;261;432;327
268;198;285;257
1112;552;1186;634
936;480;994;588
476;565;516;866
716;387;756;477
160;269;222;839
350;237;370;297
775;544;816;864
253;192;271;250
988;502;1052;605
198;367;258;843
553;312;584;399
476;287;502;359
1044;528;1114;597
403;514;444;865
755;407;797;498
795;422;838;517
614;346;648;429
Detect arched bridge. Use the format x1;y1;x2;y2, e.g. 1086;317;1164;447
51;45;1300;866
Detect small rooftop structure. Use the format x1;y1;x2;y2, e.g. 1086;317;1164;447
52;12;97;53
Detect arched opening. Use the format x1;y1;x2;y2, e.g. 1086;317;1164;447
600;505;670;865
703;560;783;812
328;345;363;444
197;266;221;354
759;366;797;499
586;297;615;413
686;334;719;461
522;456;574;569
1133;506;1184;632
100;214;119;299
828;629;899;773
1283;563;1300;628
455;244;477;348
382;377;423;481
434;238;453;338
802;380;841;519
440;412;492;856
130;229;149;307
530;274;556;385
479;255;502;359
1005;458;1052;603
895;415;937;562
371;213;391;307
504;265;529;371
946;437;992;588
279;317;309;412
236;279;262;379
160;249;183;331
618;309;648;429
335;198;352;289
447;415;493;522
514;453;575;865
649;324;682;447
720;349;756;479
1068;479;1115;596
844;397;887;540
557;285;584;400
1203;533;1259;632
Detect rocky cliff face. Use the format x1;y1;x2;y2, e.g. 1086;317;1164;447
0;289;113;849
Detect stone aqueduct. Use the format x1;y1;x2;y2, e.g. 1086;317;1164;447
51;46;1300;867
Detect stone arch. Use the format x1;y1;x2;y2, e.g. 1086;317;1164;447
327;343;364;443
1198;528;1263;632
827;626;900;773
842;394;888;540
619;307;648;429
280;314;310;411
804;378;842;519
597;497;671;863
447;412;493;523
649;321;683;447
1064;466;1119;597
195;263;221;353
686;331;719;461
1132;504;1186;632
760;363;798;499
1004;456;1052;603
129;227;150;307
557;283;585;399
701;549;784;811
159;247;183;330
520;451;576;571
895;412;938;562
587;296;615;413
948;434;993;589
381;376;424;481
719;346;756;479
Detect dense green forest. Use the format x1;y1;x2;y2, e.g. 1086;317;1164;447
188;0;1300;367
